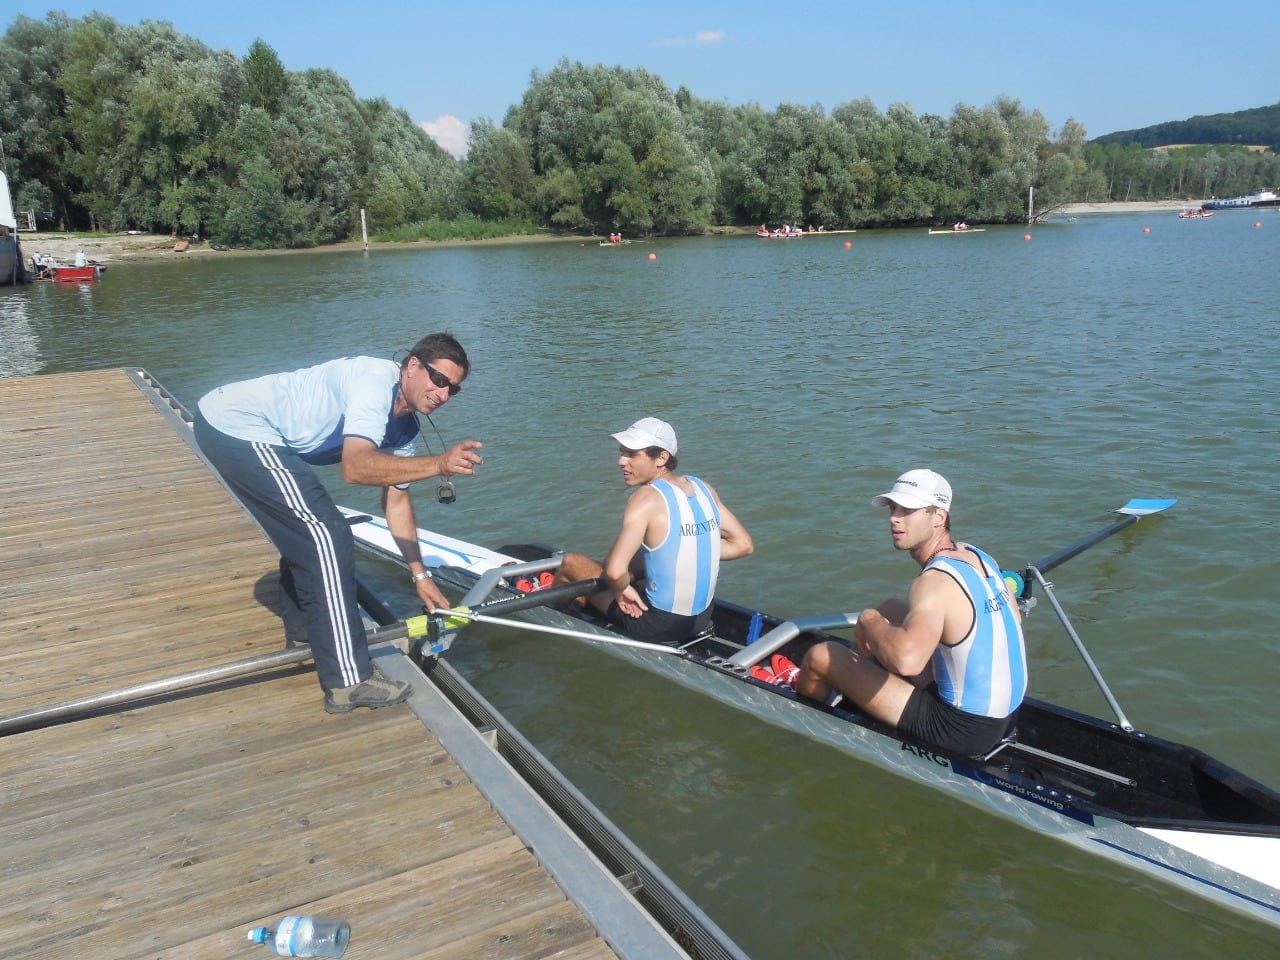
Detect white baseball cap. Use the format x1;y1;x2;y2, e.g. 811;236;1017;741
611;417;677;454
871;469;953;510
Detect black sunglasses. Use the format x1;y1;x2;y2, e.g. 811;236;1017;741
419;359;462;396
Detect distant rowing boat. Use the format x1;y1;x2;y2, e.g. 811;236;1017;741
928;227;986;235
756;226;857;238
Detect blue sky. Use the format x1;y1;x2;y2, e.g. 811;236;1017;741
15;2;1274;157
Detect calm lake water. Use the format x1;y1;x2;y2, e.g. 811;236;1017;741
4;212;1279;956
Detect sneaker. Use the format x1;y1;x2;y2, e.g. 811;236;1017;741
323;675;411;714
751;655;799;688
513;571;556;593
770;654;800;687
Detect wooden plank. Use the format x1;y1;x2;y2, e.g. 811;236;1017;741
0;681;563;960
0;370;288;717
0;370;631;960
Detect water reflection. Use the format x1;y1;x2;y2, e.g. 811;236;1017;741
0;290;40;376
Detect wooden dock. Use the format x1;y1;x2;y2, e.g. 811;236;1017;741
0;369;697;960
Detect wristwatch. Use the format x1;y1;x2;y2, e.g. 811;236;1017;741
411;569;433;584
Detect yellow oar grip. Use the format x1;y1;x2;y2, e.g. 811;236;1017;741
440;607;471;632
403;614;432;638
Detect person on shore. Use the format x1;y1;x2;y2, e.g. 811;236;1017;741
760;469;1027;757
193;332;483;714
554;417;753;645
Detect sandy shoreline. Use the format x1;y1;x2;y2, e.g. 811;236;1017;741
1054;199;1203;216
20;230;585;267
18;200;1204;266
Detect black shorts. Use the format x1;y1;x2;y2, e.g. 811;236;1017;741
605;600;711;646
899;684;1016;758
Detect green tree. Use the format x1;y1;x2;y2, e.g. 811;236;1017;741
359;96;458;229
121;43;243;233
243;39;288;116
0;14;78;225
462;117;535;219
508;59;712;233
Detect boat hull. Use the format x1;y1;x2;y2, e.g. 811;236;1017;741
1202;190;1279;210
0;170;26;286
0;237;24;286
51;265;102;282
344;508;1280;929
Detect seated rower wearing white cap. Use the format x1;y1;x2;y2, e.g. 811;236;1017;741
764;469;1027;758
554;417;754;645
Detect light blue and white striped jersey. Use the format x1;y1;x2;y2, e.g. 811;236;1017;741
198;356;418;465
926;544;1028;718
643;476;721;616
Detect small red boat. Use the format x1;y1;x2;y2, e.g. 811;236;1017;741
52;264;104;282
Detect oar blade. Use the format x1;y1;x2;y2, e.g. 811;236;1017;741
1030;497;1176;577
1116;498;1177;517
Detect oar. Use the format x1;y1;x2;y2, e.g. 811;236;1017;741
442;607;689;655
389;577;603;653
1019;497;1176;732
0;574;603;735
1022;498;1177;592
421;575;694;655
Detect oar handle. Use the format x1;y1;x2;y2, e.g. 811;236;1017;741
413;577;608;649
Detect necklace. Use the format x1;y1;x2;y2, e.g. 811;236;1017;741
924;540;958;566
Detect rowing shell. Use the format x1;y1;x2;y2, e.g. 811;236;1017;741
927;228;987;234
342;504;1280;930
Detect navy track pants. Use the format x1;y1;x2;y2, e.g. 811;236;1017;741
194;413;370;691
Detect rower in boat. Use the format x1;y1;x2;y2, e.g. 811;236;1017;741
552;417;754;645
760;469;1026;758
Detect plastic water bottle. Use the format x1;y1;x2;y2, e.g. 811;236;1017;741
247;916;350;957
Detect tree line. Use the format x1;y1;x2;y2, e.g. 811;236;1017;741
1094;103;1280;151
3;13;1279;248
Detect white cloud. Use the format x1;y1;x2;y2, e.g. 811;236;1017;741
420;115;469;159
659;28;724;47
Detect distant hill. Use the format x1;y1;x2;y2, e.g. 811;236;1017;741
1093;103;1280;150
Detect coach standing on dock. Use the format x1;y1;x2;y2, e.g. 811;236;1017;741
193;332;483;714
